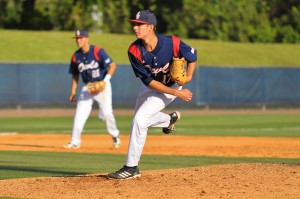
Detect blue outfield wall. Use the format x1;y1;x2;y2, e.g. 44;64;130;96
199;66;300;105
0;63;300;108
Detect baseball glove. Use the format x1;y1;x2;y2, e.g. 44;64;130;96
170;57;187;85
87;81;106;95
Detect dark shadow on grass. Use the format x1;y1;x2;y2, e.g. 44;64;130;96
0;165;86;176
0;143;58;148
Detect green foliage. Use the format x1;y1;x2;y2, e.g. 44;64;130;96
34;0;100;30
180;0;274;42
103;0;131;33
1;0;300;43
38;0;74;30
0;0;25;28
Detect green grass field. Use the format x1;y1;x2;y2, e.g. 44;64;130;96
0;114;299;136
0;113;299;180
0;151;297;180
0;29;300;66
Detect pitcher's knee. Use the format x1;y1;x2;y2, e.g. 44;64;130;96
133;114;149;129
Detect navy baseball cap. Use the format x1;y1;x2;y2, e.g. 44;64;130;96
73;29;89;38
128;10;157;26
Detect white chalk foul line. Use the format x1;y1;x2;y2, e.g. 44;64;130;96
0;132;18;135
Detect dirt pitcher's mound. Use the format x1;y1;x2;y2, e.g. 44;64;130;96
0;163;299;199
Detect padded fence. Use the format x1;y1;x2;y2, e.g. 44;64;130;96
198;66;300;107
0;63;300;108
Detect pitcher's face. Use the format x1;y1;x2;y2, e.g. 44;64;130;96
133;23;155;39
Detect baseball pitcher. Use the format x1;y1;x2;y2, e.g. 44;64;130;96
108;10;197;180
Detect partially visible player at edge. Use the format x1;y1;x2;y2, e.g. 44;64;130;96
107;10;197;180
64;29;121;149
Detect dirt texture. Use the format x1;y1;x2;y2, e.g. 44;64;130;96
0;134;299;158
0;164;299;199
0;109;299;199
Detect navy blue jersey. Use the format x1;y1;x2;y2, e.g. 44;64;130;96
128;34;197;86
69;45;113;84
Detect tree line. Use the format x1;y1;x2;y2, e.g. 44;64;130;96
0;0;299;43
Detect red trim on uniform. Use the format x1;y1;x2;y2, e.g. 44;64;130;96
94;46;101;61
72;36;85;38
129;44;143;63
72;54;77;63
127;19;148;24
172;36;180;58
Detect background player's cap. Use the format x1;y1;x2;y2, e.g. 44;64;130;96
72;29;89;38
128;10;157;26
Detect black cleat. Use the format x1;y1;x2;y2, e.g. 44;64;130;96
162;111;181;134
107;165;141;180
112;136;121;148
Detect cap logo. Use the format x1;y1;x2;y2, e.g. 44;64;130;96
128;10;157;26
76;30;80;36
136;11;141;19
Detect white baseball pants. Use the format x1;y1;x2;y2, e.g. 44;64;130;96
69;81;119;145
126;83;181;167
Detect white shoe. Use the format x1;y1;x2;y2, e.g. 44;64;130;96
113;136;121;148
63;143;80;149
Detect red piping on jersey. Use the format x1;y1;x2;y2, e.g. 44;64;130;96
172;36;180;58
72;54;77;63
94;46;101;61
129;44;143;63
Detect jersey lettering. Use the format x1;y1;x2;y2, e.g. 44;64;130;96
70;45;111;83
145;63;170;76
78;60;99;72
162;74;171;85
91;69;100;78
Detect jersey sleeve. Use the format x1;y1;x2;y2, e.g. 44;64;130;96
128;45;153;86
68;54;79;75
99;49;113;68
179;40;197;62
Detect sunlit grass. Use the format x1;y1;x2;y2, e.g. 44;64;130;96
1;29;299;66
